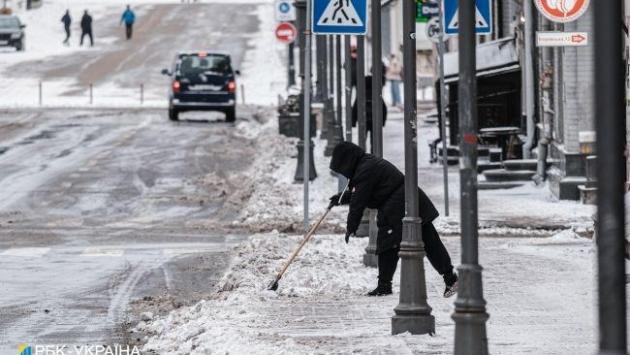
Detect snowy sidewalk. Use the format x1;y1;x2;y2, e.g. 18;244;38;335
138;231;604;354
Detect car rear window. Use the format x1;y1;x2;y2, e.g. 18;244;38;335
178;54;231;76
0;17;19;28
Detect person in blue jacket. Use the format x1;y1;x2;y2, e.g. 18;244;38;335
120;5;136;40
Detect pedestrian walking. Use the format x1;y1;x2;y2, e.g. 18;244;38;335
120;5;136;40
328;142;458;297
351;75;387;153
80;10;93;47
61;10;71;45
385;53;403;109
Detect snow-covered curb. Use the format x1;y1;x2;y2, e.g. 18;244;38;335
138;232;378;354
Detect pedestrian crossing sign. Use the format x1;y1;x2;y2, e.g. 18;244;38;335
443;0;492;35
312;0;368;35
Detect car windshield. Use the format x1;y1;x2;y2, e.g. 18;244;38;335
0;17;19;28
178;54;231;76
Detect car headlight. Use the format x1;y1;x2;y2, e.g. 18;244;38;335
10;33;20;39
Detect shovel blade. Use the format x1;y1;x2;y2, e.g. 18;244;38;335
267;279;279;291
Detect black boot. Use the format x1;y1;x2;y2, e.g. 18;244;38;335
443;272;458;298
367;282;392;296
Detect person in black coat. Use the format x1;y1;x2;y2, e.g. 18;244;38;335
61;10;71;45
329;142;458;297
80;10;93;47
351;75;387;153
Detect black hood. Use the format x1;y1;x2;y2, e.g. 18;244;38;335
330;142;365;179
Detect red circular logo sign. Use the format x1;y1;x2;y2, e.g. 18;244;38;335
534;0;590;23
275;22;297;44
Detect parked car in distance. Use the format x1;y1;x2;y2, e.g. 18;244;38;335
0;15;25;51
161;51;240;122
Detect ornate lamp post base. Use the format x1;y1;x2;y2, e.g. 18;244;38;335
392;313;435;336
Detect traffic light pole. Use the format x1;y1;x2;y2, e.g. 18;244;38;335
594;1;628;354
451;0;489;354
392;0;435;336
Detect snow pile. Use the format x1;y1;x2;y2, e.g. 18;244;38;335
139;232;377;354
228;116;345;233
218;233;374;297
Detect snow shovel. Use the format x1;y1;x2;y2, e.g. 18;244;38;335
267;183;349;291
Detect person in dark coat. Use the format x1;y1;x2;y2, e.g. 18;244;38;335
80;10;93;47
329;142;458;297
61;10;71;45
351;75;387;153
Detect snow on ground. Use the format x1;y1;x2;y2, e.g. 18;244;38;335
138;230;605;354
226;113;346;233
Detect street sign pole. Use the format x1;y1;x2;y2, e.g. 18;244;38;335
303;0;313;231
335;34;347;190
438;1;449;217
391;0;435;336
371;0;383;158
357;36;367;149
344;35;353;142
594;1;628;354
452;0;489;353
293;1;317;224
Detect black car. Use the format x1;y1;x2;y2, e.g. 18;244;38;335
162;51;239;122
0;15;25;51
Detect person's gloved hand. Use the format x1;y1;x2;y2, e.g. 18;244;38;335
328;191;351;208
328;193;342;208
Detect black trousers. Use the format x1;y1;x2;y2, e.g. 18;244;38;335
63;26;71;43
80;30;93;46
125;24;133;39
377;222;453;286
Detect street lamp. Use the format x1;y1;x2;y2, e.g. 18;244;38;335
594;1;628;354
391;0;435;335
451;1;489;353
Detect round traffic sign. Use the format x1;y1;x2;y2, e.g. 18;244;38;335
279;2;290;13
534;0;590;23
275;22;297;44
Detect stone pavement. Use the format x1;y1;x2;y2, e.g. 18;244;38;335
142;233;623;354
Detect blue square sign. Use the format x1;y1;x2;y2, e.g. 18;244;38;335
312;0;368;35
443;0;492;35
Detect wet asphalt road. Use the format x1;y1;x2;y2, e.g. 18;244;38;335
0;2;265;352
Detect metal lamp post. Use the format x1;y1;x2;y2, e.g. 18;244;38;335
391;0;435;335
356;35;370;240
594;1;628;354
363;0;383;268
451;0;489;353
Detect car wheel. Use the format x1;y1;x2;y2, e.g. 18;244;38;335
225;106;236;123
168;107;179;121
16;40;24;51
